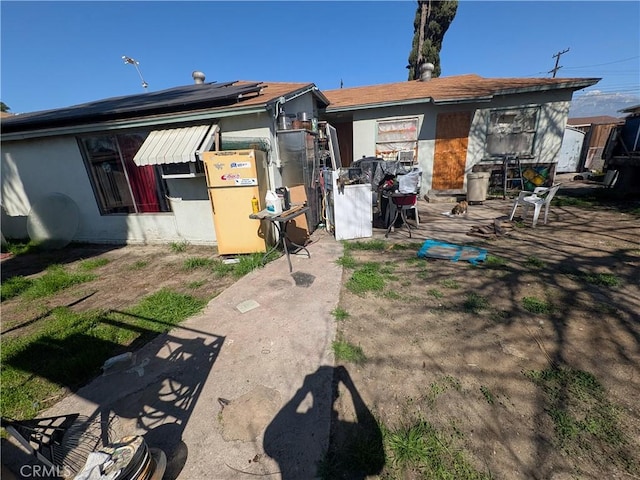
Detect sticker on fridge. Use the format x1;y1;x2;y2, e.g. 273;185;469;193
230;162;251;169
235;178;258;186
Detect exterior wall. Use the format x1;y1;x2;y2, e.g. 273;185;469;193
0;91;322;246
347;89;574;192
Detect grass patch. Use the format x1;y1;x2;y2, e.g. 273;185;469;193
78;257;110;271
440;279;460;289
343;239;387;251
336;252;358;269
428;288;444;299
183;256;216;270
384;290;401;300
210;252;279;278
128;260;149;270
525;256;546;269
187;280;206;289
0;288;206;420
1;265;96;302
346;262;385;295
332;339;366;364
427;375;461;407
480;385;495;405
522;296;553;314
463;292;489;314
385;418;492;479
169;241;189;253
484;255;508;268
331;307;350;321
523;366;635;472
582;272;620;287
1;276;34;301
1;239;40;256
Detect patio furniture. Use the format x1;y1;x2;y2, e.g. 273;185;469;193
509;183;562;227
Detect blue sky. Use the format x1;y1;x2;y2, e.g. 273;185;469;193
1;1;639;116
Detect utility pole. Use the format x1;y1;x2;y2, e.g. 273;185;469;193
549;48;570;78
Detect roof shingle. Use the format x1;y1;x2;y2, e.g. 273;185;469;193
324;75;600;111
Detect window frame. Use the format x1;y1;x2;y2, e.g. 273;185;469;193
79;131;171;215
375;117;419;162
485;106;540;158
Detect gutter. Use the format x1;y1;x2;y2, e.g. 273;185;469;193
325;95;493;113
1;105;268;141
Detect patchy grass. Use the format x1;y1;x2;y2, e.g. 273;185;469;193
127;260;149;271
522;296;554;315
428;288;445;299
1;239;40;256
484;255;508;268
344;239;387;251
331;307;350;321
187;280;206;289
78;258;110;271
440;279;460;289
525;256;546;269
582;272;620;287
524;366;636;473
427;375;461;407
0;288;207;420
346;262;385;295
183;256;216;270
332;339;366;364
480;386;495;405
1;265;95;302
463;292;489;314
336;252;358;269
169;241;189;253
385;418;492;479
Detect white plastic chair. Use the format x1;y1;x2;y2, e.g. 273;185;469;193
509;183;561;227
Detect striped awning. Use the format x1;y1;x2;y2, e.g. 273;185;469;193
133;124;218;165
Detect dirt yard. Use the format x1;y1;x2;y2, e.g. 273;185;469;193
1;181;639;480
0;244;237;339
331;189;640;479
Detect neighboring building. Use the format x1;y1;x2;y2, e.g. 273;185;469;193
322;70;599;193
603;105;640;194
1;74;329;245
567;115;623;172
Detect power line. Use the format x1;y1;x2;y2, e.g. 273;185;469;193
561;55;640;70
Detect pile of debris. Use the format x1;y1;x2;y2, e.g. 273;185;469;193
467;219;514;238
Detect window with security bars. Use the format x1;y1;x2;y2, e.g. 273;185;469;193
375;118;419;162
486;107;539;157
79;133;170;214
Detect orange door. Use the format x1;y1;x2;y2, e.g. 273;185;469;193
432;112;472;190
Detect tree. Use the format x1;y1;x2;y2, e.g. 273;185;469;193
0;102;10;113
407;0;458;80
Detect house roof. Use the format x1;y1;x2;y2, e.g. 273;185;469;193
567;115;622;126
1;81;329;134
323;74;600;111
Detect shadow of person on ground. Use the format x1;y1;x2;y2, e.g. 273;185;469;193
264;365;384;480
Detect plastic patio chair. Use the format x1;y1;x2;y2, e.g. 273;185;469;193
509;183;561;227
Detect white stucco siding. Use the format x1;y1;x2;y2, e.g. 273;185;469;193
347;89;574;192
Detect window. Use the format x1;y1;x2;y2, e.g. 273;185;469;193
375;118;419;162
486;107;539;157
80;132;170;214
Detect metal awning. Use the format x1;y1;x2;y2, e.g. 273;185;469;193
133;124;218;165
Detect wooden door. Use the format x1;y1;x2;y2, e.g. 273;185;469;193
334;122;353;167
432;112;472;190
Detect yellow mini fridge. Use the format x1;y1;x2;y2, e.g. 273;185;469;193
202;150;269;255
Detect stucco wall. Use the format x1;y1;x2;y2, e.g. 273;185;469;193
0;118;275;245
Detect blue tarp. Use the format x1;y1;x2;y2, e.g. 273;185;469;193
417;239;487;265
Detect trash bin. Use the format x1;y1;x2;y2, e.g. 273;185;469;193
466;172;491;203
